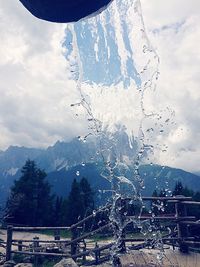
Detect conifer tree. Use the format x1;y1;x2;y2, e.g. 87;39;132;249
173;181;184;196
66;178;94;225
67;179;84;225
80;177;94;215
5;160;53;226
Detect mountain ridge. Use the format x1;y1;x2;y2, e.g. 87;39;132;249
0;138;199;207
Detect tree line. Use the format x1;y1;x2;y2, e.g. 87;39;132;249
151;181;200;218
4;160;94;227
4;160;200;228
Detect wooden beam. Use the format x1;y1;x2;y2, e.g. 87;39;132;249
12;226;71;231
126;216;196;221
70;204;111;230
12;239;70;243
122;237;195;242
180;221;200;225
66;223;112;247
183;241;200;245
71;242;114;259
11;250;70;257
181;201;200;205
142;196;192;201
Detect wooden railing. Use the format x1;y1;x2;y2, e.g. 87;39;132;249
4;196;200;265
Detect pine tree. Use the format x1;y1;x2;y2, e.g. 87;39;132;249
65;178;94;226
5;160;54;226
173;181;184;196
53;196;64;226
80;177;94;216
66;179;84;225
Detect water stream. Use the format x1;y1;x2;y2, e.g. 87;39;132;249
65;0;163;264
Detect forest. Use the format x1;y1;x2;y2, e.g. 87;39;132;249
4;160;94;227
4;160;200;228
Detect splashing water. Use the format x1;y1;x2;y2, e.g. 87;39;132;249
65;0;163;264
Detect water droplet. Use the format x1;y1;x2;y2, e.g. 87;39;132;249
76;171;80;176
81;162;85;167
156;253;163;262
93;210;97;216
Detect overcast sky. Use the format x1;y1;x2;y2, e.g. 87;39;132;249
140;0;200;173
0;0;199;173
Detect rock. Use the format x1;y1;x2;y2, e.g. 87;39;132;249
14;264;33;267
53;258;78;267
3;260;16;267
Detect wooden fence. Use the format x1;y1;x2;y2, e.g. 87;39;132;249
3;196;200;265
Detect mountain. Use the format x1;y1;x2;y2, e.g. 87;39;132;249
47;163;111;206
0;146;43;177
0;135;200;209
0;127;138;176
140;165;200;196
0;140;94;177
45;163;200;203
0;161;200;209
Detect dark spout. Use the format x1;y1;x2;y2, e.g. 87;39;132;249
19;0;113;23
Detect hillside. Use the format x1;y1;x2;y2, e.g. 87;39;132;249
0;136;199;207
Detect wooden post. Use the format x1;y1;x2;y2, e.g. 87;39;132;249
181;203;189;238
6;225;13;261
179;203;189;253
33;236;40;266
18;240;23;252
82;240;86;264
120;229;126;253
95;242;100;265
33;236;40;250
71;227;78;260
175;201;189;253
119;199;126;253
175;201;181;239
172;238;175;251
54;229;60;241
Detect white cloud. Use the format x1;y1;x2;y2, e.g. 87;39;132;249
0;0;87;150
141;0;200;29
0;0;200;173
141;0;200;172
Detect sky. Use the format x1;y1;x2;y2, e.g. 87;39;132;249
140;0;200;173
0;0;200;173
